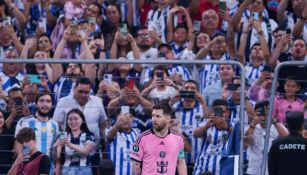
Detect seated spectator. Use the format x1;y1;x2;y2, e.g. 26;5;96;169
0;110;15;174
106;112;140;175
273;76;304;124
54;108;96;175
141;65;178;103
8;127;51;175
193;99;233;175
244;100;288;175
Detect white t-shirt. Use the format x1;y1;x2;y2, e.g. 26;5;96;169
246;124;279;175
149;86;178;102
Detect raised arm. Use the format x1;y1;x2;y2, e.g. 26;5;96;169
227;23;237;59
292;7;307;39
237;20;252;65
230;0;253;32
277;0;289;24
188;0;199;18
269;34;291;68
166;7;178;43
253;21;271;64
5;0;26;30
193;118;214;138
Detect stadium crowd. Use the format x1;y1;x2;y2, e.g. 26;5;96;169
0;0;306;174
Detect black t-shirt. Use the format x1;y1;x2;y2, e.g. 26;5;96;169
29;151;51;174
0;127;15;174
268;134;307;175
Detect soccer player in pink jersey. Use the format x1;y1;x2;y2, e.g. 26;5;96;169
130;101;187;175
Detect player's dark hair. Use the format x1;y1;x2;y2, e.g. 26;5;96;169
153;100;172;116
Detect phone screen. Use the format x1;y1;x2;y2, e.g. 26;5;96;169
119;23;128;37
214;107;223;117
28;74;41;84
180;90;195;99
59;131;67;140
156;72;164;80
193;20;201;32
121;106;130;114
219;1;227;11
127;79;134;90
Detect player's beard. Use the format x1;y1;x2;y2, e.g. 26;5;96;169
37;107;50;118
153;122;167;132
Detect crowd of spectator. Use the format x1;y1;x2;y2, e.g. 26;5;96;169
0;0;306;174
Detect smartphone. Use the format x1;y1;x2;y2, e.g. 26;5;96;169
214;107;223;117
180;90;195;99
193;20;201;32
14;98;22;106
88;17;96;25
3;16;11;26
286;28;291;35
256;106;266;116
156;71;164;81
119;23;128;37
219;1;227;11
22;145;30;161
126;79;134;90
38;17;47;32
158;52;166;58
71;19;78;34
59;131;67;140
252;12;259;21
226;84;240;91
104;74;112;84
121;106;130;114
28;74;41;84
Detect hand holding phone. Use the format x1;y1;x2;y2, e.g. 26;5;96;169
21;145;30;162
121;106;130;114
213;107;223;117
59;131;68;140
28;74;41;84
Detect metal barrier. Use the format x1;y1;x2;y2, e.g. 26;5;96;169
1;58;246;175
261;61;307;175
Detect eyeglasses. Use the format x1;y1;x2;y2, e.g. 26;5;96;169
138;33;150;38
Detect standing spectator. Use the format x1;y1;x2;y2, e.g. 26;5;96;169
107;84;153;131
8;127;51;175
53;77;107;143
0;49;24;94
273;76;304;124
202;64;235;107
141;65;178;103
237;19;270;86
193;99;233;175
268;111;307;175
0;23;24;57
244;100;288;175
54;108;96;175
0;110;15;174
171;80;208;174
231;0;278;60
292;6;307;41
106;112;140;175
15;92;59;158
130;101;187;175
146;0;171;43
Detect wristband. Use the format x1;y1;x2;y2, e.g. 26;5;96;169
250;125;256;129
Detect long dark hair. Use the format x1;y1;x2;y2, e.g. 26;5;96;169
65;108;90;133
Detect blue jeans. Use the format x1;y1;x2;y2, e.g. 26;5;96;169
61;166;92;175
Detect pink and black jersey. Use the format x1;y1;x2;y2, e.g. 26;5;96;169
130;129;185;175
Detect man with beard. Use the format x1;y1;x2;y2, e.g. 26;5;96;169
127;28;158;86
130;101;187;175
14;91;59;158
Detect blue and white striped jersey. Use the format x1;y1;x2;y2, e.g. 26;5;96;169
147;6;170;43
193;121;230;175
197;53;231;94
62;132;96;166
168;65;192;82
15;116;59;157
170;41;189;59
0;71;24;95
245;63;264;86
53;76;75;103
107;128;140;175
173;100;204;164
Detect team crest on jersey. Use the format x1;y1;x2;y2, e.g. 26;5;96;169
133;145;139;152
159;151;166;158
